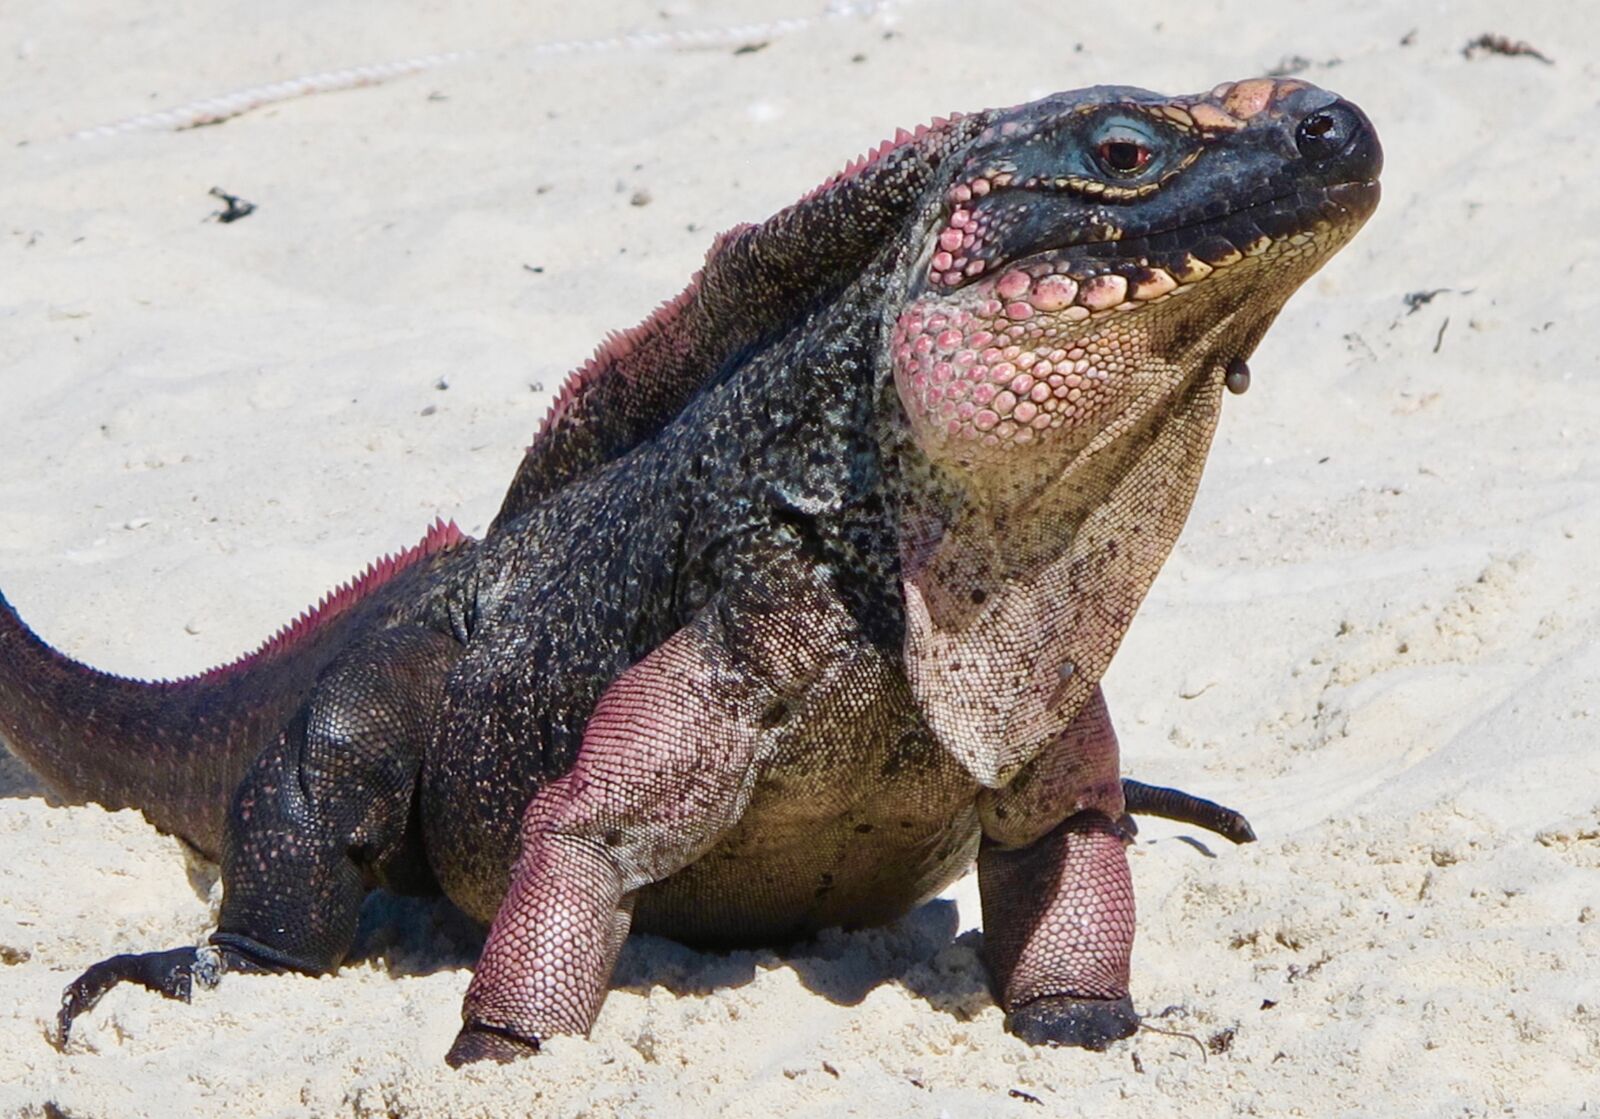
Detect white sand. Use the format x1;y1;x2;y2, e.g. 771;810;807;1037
2;1;1597;1115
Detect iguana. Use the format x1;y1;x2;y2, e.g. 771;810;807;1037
0;77;1379;1065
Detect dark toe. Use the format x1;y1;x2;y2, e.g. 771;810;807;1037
1005;994;1140;1050
57;947;199;1047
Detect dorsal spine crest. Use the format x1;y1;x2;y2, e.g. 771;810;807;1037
184;518;467;685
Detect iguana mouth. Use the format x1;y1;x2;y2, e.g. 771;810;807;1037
1043;176;1379;263
918;177;1380;317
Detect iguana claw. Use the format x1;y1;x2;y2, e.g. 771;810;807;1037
56;941;280;1047
445;1023;542;1067
57;946;207;1047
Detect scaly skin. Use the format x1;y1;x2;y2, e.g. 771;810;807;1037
0;77;1379;1065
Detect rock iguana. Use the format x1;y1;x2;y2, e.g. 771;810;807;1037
0;77;1380;1064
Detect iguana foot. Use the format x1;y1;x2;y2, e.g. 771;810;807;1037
1121;779;1257;844
56;938;298;1047
445;1022;542;1067
57;945;222;1047
1005;993;1140;1050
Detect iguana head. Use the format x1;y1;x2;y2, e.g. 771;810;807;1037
892;78;1380;495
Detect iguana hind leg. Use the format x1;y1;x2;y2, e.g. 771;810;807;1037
1121;778;1256;844
57;625;460;1045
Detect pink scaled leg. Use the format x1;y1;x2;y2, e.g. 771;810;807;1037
977;686;1139;1049
446;571;858;1065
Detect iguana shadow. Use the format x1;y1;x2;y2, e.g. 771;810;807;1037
610;897;994;1021
0;766;993;1022
0;750;45;797
344;890;993;1022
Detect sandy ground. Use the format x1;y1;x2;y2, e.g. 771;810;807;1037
2;1;1597;1115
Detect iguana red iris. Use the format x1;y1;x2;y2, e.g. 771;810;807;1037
0;77;1379;1064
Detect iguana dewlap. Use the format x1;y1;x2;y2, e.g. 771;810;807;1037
0;77;1379;1064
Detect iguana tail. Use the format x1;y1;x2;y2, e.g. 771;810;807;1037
0;520;470;860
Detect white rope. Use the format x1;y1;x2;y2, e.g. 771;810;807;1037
65;2;918;141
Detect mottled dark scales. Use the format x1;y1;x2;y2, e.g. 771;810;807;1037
0;78;1379;1065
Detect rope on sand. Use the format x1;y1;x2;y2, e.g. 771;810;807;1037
65;2;917;141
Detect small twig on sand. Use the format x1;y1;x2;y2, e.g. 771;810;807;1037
1138;1020;1208;1060
1462;34;1553;64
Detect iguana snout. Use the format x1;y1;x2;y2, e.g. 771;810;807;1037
891;78;1380;494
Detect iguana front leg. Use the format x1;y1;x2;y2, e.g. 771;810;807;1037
977;686;1139;1049
447;566;857;1065
57;625;460;1045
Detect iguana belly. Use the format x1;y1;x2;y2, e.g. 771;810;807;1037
633;803;981;946
634;659;982;947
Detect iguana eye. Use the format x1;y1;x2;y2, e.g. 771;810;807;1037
1096;139;1151;176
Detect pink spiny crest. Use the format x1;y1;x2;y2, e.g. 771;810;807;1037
178;517;468;686
519;109;967;464
528;223;757;449
796;112;962;204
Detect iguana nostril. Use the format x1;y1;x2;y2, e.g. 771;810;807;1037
1295;104;1359;162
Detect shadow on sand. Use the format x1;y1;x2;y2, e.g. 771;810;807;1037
5;749;995;1026
345;888;993;1024
0;749;45;798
